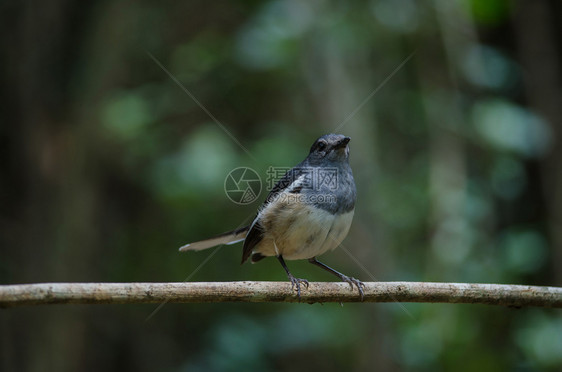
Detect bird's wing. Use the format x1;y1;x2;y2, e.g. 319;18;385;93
240;216;265;263
241;165;307;263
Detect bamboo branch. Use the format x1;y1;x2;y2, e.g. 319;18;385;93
1;282;561;308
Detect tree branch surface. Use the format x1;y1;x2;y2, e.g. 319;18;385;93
1;282;561;308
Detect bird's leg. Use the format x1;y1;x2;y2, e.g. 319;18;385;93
308;257;365;300
277;255;309;298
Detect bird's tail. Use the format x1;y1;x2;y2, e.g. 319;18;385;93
178;225;250;252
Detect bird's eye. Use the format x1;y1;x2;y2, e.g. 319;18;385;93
317;141;327;151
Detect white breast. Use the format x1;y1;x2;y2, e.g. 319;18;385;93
253;200;354;260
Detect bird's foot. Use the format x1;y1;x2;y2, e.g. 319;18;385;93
288;275;309;298
341;275;365;301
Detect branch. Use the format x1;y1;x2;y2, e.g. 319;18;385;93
1;282;561;308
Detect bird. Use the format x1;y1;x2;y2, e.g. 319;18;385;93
179;133;364;298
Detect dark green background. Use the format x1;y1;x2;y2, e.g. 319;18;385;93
2;0;561;371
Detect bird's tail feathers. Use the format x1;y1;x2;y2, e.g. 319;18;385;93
178;225;249;252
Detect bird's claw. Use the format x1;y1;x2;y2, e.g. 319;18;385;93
288;275;309;298
341;275;365;301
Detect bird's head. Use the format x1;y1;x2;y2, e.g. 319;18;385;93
307;134;351;164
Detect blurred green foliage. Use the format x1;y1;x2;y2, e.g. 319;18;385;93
1;0;561;371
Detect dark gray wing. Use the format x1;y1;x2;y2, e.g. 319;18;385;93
241;165;307;263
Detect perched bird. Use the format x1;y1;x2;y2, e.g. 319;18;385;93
179;134;363;298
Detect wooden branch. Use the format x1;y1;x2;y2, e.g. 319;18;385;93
1;282;561;308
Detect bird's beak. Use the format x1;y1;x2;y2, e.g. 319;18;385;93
335;137;351;149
